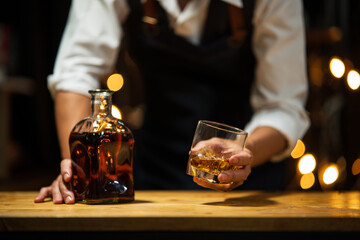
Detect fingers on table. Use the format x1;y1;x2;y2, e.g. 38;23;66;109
34;186;52;203
34;174;75;204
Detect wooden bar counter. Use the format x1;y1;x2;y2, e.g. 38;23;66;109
1;190;360;232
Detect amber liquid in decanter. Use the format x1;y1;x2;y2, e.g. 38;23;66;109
69;89;134;204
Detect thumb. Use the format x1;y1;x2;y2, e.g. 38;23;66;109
60;158;72;182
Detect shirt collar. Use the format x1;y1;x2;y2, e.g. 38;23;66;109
221;0;243;8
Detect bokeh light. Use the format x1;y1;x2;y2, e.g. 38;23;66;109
323;165;339;185
298;154;316;174
329;57;345;78
352;158;360;176
112;105;122;119
328;26;342;42
291;139;306;159
107;73;124;91
336;156;347;172
347;70;360;90
300;173;315;189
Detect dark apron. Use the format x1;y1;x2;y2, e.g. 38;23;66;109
123;0;286;190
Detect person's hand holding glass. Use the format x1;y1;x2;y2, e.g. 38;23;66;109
187;120;252;191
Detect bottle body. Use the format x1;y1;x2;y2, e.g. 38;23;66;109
69;90;134;204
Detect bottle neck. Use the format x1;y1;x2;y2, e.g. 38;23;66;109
90;90;113;118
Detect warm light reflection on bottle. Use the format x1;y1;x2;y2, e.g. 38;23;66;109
107;73;124;91
323;165;339;185
347;70;360;90
300;172;315;189
329;57;345;78
291;139;305;159
112;105;122;119
298;154;316;174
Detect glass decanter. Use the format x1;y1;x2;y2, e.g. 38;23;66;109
69;89;134;204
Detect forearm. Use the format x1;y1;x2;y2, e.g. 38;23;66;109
55;91;90;159
245;126;287;167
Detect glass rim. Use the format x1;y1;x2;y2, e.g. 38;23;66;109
199;120;247;135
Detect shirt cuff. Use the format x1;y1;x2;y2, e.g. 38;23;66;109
244;107;310;162
47;73;100;99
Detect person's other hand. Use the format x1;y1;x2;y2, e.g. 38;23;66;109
190;138;253;191
34;159;75;204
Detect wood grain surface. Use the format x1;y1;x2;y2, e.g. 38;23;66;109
1;191;359;231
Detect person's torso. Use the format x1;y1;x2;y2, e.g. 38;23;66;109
123;0;256;189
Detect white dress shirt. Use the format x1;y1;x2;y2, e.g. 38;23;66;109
48;0;310;161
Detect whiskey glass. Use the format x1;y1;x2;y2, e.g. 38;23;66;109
187;120;247;184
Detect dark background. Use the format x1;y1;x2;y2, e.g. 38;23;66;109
0;0;359;191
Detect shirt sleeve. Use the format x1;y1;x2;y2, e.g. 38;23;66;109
244;0;310;161
47;0;128;98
